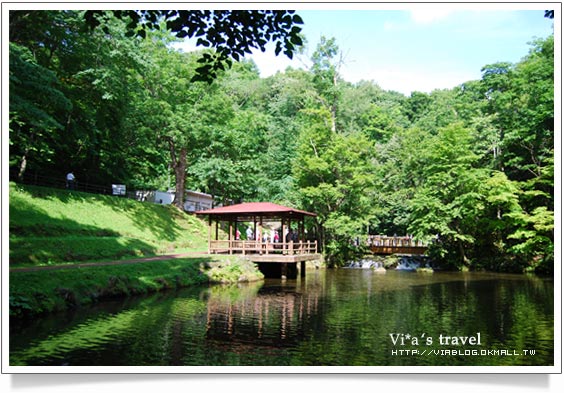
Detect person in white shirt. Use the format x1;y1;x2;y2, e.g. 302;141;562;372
66;172;75;190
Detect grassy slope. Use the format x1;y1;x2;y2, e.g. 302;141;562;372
9;183;264;317
9;183;209;267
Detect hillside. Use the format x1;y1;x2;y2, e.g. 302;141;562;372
9;183;209;267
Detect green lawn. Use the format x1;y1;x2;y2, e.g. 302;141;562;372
10;255;264;317
9;183;267;318
9;183;209;267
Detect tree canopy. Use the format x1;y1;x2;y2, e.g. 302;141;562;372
84;10;303;82
9;10;554;274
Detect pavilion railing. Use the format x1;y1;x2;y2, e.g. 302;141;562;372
209;240;318;255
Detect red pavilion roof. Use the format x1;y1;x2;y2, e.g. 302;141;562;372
194;202;316;217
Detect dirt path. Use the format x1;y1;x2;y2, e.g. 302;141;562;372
9;251;211;273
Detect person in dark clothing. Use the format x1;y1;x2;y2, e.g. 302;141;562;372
286;228;293;243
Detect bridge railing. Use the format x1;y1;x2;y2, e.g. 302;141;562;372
209;240;318;255
367;235;427;248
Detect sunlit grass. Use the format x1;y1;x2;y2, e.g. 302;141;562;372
9;183;209;266
9;255;263;318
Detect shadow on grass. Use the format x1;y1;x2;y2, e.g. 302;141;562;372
16;184;187;242
8;256;225;321
9;191;158;266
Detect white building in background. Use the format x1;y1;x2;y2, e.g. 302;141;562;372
183;190;213;212
154;190;175;205
132;189;214;212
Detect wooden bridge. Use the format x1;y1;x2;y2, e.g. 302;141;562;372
367;235;428;255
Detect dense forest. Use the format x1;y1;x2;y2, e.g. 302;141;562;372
9;11;554;273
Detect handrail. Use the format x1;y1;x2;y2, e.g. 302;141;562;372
367;235;427;248
209;240;318;255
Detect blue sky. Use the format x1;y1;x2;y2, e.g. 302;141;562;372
244;5;555;95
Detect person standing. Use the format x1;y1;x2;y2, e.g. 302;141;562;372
286;228;293;243
66;172;76;190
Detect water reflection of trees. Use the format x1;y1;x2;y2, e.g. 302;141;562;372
9;272;554;366
203;281;321;350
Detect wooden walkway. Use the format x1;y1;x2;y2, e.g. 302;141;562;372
367;236;428;255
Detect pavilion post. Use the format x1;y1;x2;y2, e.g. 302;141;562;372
299;217;304;253
282;218;287;254
207;215;212;254
281;263;288;280
242;219;246;255
258;216;263;254
229;219;233;255
288;218;293;254
253;217;257;252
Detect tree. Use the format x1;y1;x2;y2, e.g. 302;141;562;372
338;80;408;142
134;36;235;208
407;123;491;268
9;11;154;186
293;107;376;265
372;126;430;236
310;36;343;133
9;43;72;180
84;10;304;83
480;36;554;271
253;69;316;202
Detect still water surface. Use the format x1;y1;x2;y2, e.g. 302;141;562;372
10;269;554;366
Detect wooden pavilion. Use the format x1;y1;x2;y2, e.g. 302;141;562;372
194;202;320;278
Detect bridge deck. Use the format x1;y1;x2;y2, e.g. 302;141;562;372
370;246;427;255
368;236;428;255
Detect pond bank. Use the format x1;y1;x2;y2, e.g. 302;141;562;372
9;255;264;319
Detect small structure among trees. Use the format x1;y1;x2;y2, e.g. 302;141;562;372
195;202;320;278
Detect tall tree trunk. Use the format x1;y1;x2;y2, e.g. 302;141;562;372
168;139;187;210
330;73;337;133
458;239;471;268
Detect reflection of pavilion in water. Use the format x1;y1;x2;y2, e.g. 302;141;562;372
204;284;321;349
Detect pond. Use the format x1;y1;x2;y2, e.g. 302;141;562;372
9;269;554;367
